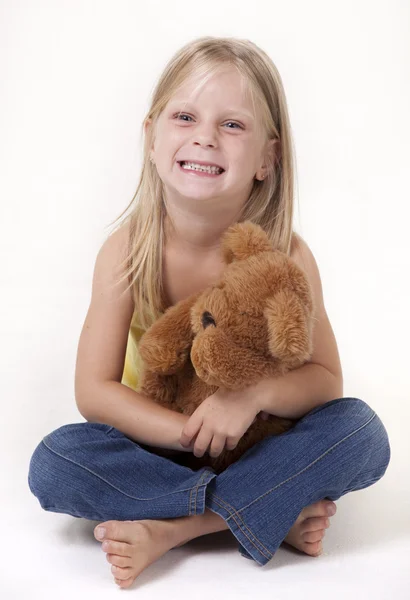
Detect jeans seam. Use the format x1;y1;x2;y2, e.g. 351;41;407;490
41;438;206;503
208;411;377;559
209;494;272;561
189;470;210;516
236;411;377;513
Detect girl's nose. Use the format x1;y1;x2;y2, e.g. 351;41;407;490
192;123;218;147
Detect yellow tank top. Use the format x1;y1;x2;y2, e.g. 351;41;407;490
121;310;146;392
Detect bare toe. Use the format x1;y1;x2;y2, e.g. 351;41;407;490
111;564;133;580
106;554;132;568
115;576;134;589
302;529;326;543
301;516;330;533
102;539;132;557
304;499;336;518
305;541;323;556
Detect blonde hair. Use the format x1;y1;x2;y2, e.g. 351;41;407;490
107;36;299;331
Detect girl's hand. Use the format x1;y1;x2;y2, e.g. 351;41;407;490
179;386;265;458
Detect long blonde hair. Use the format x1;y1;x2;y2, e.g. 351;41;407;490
107;36;299;331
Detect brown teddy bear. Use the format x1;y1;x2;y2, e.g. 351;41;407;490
138;221;315;474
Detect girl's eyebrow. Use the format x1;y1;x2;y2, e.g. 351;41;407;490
169;100;254;121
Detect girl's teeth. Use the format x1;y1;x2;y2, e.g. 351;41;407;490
181;161;223;174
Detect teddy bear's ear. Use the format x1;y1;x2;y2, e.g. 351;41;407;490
263;288;315;367
221;220;273;264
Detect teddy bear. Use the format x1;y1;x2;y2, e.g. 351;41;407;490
137;220;315;474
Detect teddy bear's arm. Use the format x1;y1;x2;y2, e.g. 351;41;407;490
139;366;179;408
138;291;202;374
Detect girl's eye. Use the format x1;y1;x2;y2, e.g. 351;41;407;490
174;113;243;129
224;121;243;129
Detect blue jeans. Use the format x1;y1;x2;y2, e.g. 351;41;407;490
28;397;391;566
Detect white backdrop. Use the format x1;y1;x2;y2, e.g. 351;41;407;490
1;1;409;598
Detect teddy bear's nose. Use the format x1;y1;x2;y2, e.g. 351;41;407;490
201;311;216;329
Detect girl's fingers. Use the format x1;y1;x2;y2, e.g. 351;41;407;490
209;434;226;457
180;419;200;446
193;427;213;458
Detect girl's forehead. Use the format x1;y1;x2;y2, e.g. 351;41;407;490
168;74;256;115
173;67;253;105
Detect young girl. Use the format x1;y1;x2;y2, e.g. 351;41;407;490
28;36;391;589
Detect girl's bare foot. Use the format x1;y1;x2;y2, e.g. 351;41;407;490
94;519;184;588
282;499;337;557
93;509;229;589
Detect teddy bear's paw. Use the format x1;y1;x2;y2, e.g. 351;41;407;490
139;340;190;374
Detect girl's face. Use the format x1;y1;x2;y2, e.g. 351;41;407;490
148;67;276;213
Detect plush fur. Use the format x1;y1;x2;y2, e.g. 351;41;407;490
138;221;315;474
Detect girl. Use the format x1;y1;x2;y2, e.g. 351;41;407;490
28;36;391;589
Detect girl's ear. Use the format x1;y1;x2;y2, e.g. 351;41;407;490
266;138;281;167
272;138;281;166
256;138;281;180
144;117;153;134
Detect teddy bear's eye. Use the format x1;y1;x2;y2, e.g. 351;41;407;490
201;311;216;329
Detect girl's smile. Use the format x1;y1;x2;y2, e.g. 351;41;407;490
176;160;227;179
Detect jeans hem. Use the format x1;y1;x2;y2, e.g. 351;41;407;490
205;491;271;565
189;468;218;515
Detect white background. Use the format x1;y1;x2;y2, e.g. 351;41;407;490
1;0;409;598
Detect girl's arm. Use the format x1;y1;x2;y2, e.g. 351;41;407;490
80;379;191;452
252;361;343;420
257;235;344;420
74;223;191;452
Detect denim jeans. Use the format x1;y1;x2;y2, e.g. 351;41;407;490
28;397;391;566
